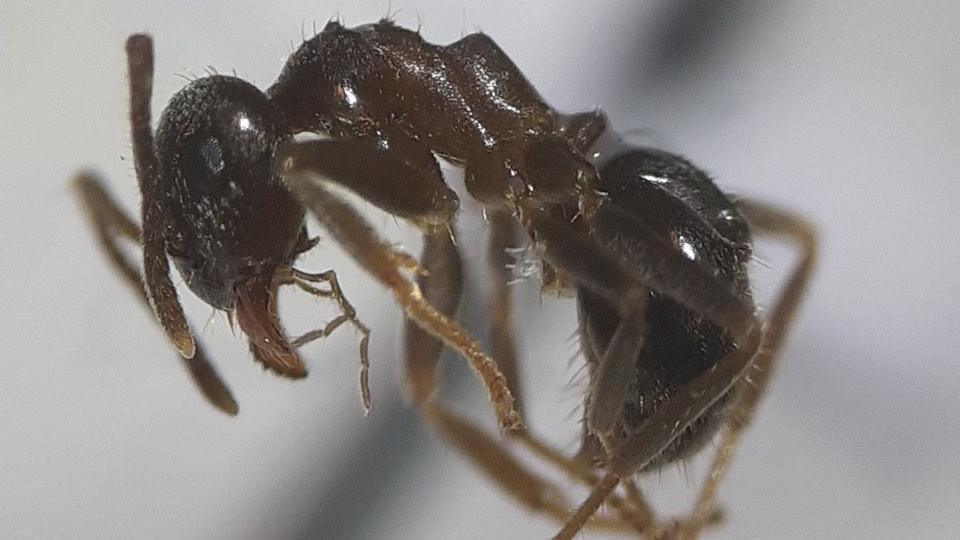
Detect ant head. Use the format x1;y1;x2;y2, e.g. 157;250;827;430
154;75;305;310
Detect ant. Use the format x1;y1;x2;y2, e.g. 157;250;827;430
75;19;816;539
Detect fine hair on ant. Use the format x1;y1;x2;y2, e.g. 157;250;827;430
76;18;815;539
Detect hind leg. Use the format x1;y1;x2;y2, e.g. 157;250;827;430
551;200;815;540
669;200;817;539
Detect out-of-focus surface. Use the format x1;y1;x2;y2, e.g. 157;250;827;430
1;1;957;539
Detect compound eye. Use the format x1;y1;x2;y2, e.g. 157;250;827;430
182;135;226;195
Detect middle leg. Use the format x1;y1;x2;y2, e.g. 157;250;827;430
670;200;818;539
404;225;649;533
515;202;765;539
486;211;523;414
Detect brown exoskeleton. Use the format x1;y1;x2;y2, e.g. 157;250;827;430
76;19;815;538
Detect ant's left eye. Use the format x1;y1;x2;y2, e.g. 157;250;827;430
182;135;226;195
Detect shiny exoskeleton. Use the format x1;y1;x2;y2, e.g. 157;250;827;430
77;19;816;540
577;144;753;469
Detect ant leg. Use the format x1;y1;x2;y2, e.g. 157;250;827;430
576;303;660;534
73;172;238;415
404;229;464;406
515;203;765;539
402;225;651;533
279;268;373;414
551;201;814;540
584;292;649;440
423;405;642;533
404;229;594;521
487;211;523;414
277;158;521;431
521;200;759;345
673;200;817;539
274;127;458;230
522;199;764;442
402;228;574;522
556;337;764;539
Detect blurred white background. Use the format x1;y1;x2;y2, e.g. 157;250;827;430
1;1;958;539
